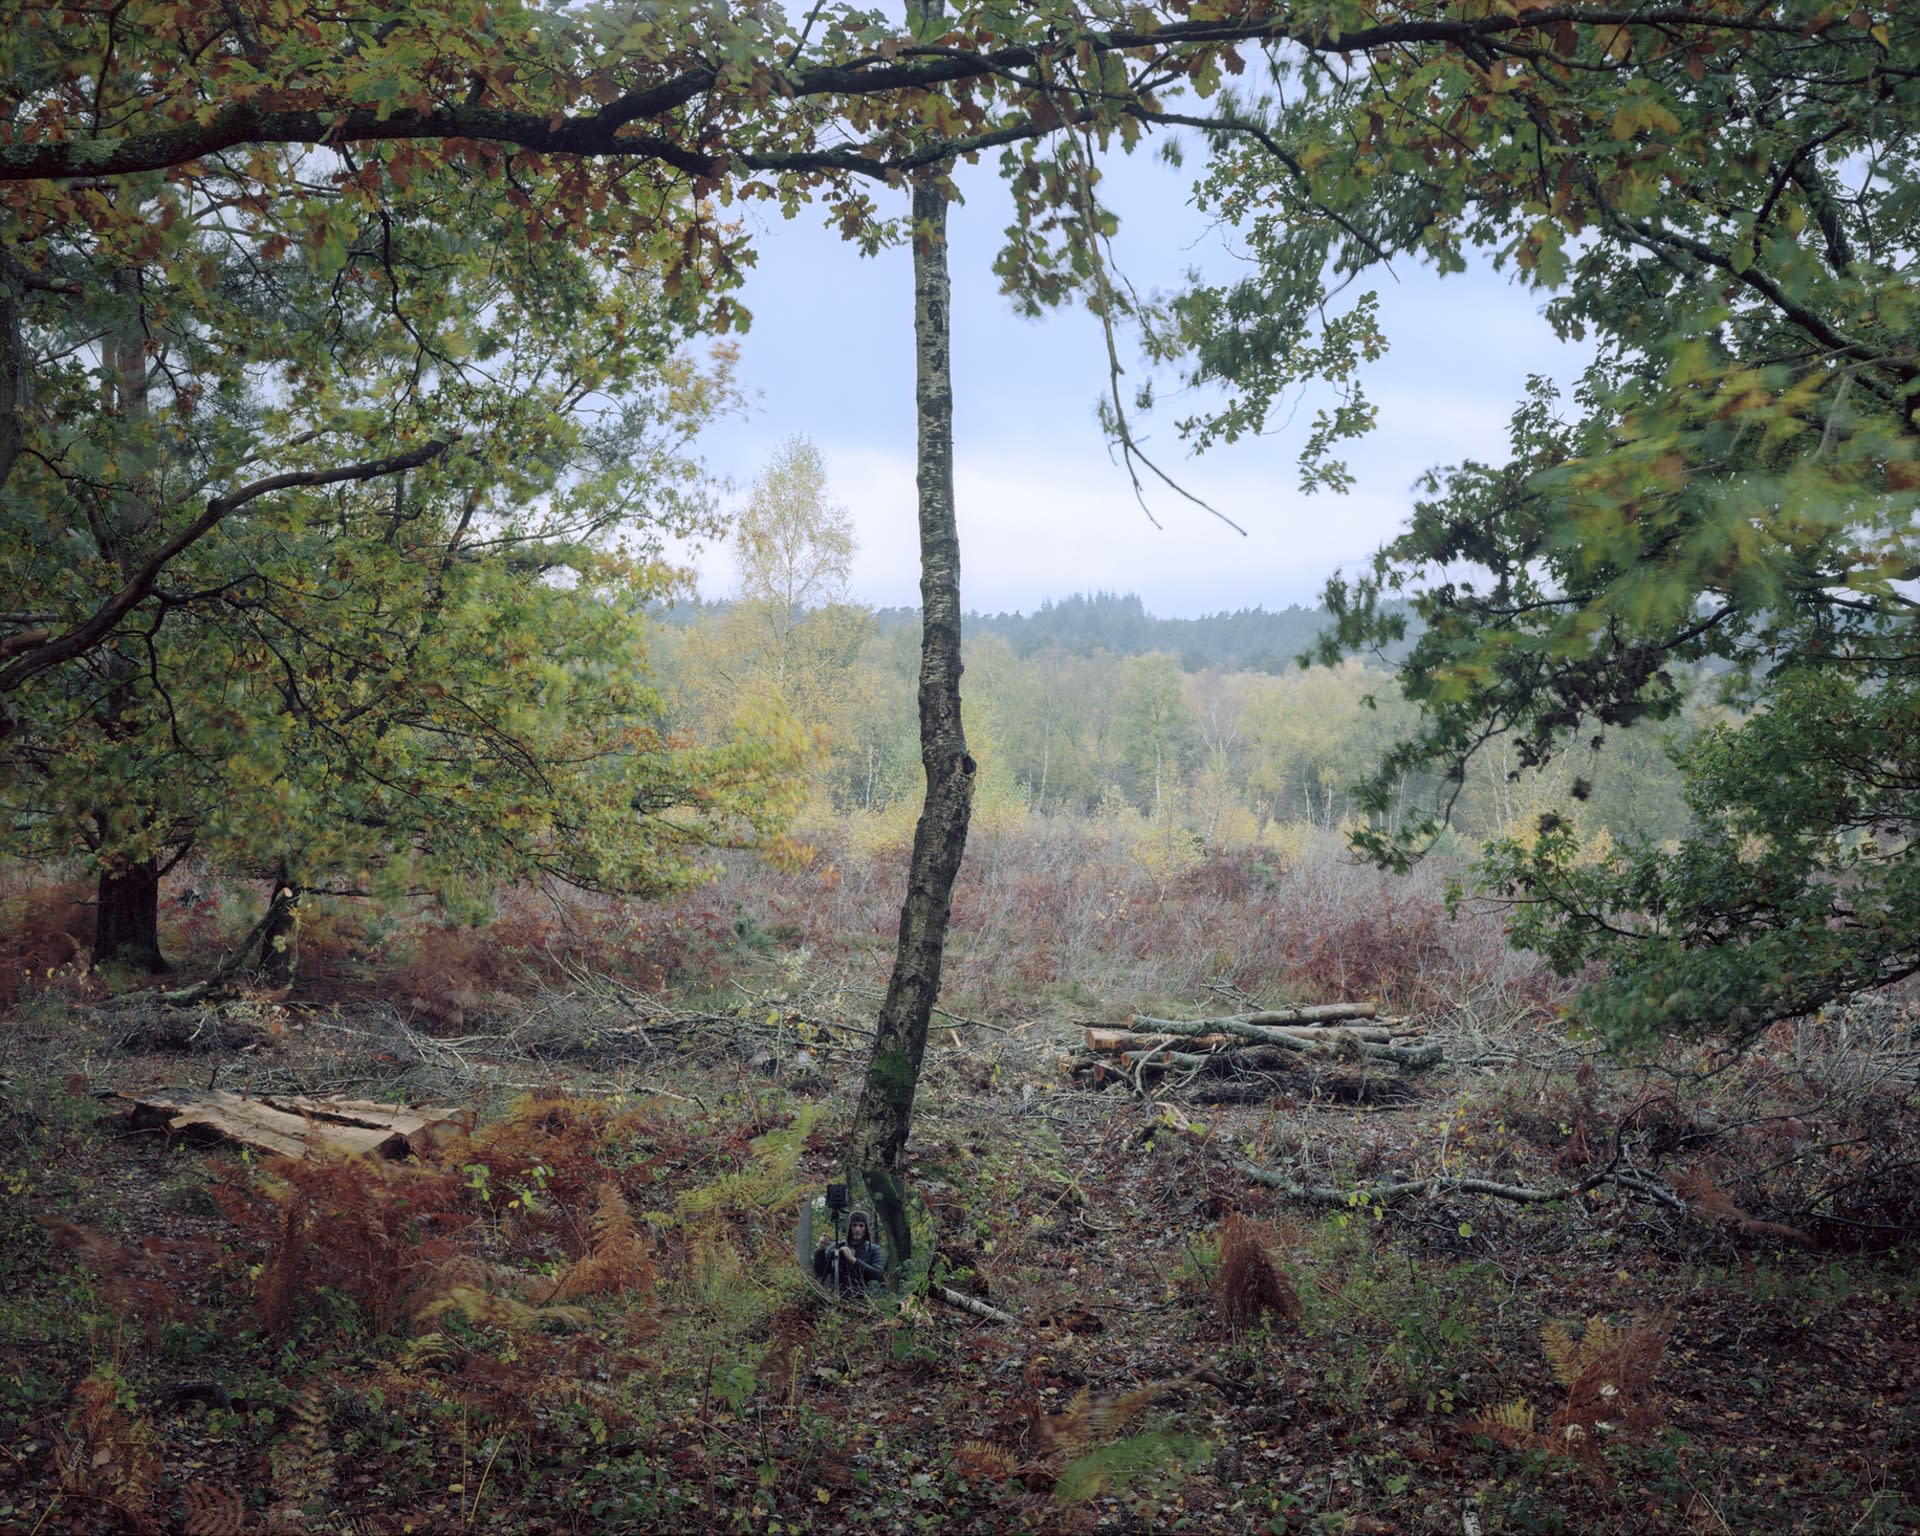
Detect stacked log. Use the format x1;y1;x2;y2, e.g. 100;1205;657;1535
1068;1002;1440;1101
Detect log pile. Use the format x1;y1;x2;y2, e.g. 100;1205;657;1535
1068;1002;1441;1104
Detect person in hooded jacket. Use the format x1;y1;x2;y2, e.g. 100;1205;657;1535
813;1209;886;1297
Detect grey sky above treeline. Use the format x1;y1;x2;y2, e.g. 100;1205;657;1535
686;143;1590;620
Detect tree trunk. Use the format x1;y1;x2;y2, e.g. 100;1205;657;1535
88;289;165;968
845;145;973;1191
256;865;300;988
95;857;167;972
0;264;24;495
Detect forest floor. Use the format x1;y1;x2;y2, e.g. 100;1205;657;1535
2;965;1918;1536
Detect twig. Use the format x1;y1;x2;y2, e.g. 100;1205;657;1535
846;983;1010;1034
626;1082;708;1112
466;1433;507;1528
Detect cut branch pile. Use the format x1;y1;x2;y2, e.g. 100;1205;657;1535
1068;1002;1441;1103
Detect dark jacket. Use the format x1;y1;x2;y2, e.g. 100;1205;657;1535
813;1213;886;1296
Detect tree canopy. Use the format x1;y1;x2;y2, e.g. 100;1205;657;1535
4;0;1914;1045
1172;5;1920;1044
0;31;803;962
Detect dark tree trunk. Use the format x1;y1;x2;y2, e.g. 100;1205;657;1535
95;857;167;972
845;147;973;1192
256;865;300;988
0;269;27;742
0;264;24;495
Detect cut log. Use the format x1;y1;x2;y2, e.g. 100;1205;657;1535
263;1094;474;1155
1116;1045;1307;1074
1129;1015;1442;1068
934;1283;1016;1324
117;1088;468;1159
1084;1027;1232;1053
1091;1025;1398;1051
1134;1002;1380;1028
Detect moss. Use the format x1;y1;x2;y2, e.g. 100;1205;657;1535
868;1048;917;1107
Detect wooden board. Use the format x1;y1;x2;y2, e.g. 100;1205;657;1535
116;1088;467;1159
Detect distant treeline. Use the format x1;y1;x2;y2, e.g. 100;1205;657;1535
657;590;1412;672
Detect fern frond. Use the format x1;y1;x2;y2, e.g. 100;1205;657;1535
676;1105;821;1217
1542;1315;1625;1386
1469;1398;1538;1448
1541;1319;1580;1387
268;1382;334;1514
531;1376;631;1428
1053;1430;1211;1507
953;1440;1020;1481
1088;1381;1159;1442
1041;1387;1096;1453
1582;1316;1624;1367
399;1332;452;1372
549;1182;654;1302
1552;1309;1673;1443
182;1478;255;1536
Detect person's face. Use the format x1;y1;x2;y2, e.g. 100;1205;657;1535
848;1219;867;1244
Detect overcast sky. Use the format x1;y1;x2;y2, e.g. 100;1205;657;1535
685;136;1592;620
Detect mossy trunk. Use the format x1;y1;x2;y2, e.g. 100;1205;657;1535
845;131;972;1194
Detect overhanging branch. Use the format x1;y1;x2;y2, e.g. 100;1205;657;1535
0;437;454;733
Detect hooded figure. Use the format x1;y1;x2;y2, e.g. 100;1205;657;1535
813;1209;886;1297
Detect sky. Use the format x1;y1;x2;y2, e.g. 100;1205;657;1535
684;135;1594;621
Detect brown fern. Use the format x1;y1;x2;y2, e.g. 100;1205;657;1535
41;1219;210;1341
54;1371;163;1533
0;879;92;1008
458;1093;668;1214
546;1182;655;1301
1032;1370;1212;1459
1546;1310;1673;1450
212;1151;471;1334
1674;1164;1812;1245
952;1440;1021;1482
1036;1386;1097;1456
1211;1215;1301;1336
181;1480;256;1536
755;1300;818;1404
266;1381;334;1532
1470;1313;1673;1469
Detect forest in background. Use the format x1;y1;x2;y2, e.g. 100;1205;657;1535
654;582;1701;856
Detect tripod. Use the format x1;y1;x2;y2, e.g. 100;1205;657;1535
827;1207;849;1293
